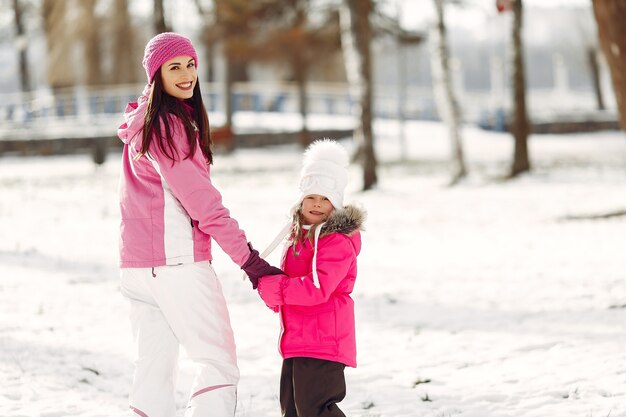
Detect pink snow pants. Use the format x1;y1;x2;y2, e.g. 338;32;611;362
120;261;239;417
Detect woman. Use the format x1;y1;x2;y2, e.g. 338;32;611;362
117;32;280;417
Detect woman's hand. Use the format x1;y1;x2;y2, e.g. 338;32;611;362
241;243;283;289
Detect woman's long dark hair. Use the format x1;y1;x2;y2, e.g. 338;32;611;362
141;68;213;164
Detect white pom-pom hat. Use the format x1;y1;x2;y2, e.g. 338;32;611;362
297;139;350;209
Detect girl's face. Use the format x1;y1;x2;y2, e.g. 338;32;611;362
301;194;334;225
160;55;197;99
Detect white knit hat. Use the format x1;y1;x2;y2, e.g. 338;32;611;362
298;139;349;209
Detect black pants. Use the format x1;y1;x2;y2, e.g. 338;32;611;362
280;357;346;417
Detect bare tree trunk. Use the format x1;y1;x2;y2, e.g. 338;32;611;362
111;0;137;84
340;0;377;190
205;43;215;83
592;0;626;129
224;57;234;127
214;0;234;128
293;4;310;147
294;60;311;147
431;0;467;185
78;0;103;86
193;0;215;82
509;0;531;177
587;47;605;111
154;0;169;34
43;0;75;90
12;0;31;93
220;31;248;132
215;0;251;132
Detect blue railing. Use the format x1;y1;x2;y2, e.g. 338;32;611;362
0;81;604;135
0;82;441;129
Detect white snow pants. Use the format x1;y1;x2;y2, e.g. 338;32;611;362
120;261;239;417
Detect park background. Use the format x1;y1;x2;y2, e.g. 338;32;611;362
1;1;626;416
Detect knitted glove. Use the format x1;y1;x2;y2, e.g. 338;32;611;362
257;274;285;307
241;243;283;289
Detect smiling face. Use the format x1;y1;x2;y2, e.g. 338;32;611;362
301;194;334;225
160;55;197;99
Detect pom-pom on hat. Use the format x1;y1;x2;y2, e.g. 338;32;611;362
298;139;350;209
142;32;199;83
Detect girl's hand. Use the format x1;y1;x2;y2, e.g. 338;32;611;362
257;274;285;307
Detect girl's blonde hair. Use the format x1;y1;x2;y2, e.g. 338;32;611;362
288;203;324;253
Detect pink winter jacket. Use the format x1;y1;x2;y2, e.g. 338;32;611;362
117;90;250;268
257;205;365;368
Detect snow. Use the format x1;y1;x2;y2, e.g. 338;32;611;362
1;117;626;417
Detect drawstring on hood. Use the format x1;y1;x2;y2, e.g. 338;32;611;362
300;223;324;288
310;222;326;288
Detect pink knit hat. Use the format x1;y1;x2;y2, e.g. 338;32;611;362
142;32;199;83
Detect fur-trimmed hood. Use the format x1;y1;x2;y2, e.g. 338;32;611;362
318;204;366;238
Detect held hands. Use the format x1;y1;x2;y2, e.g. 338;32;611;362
241;243;283;289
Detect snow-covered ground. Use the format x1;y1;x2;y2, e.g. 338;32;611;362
1;118;626;417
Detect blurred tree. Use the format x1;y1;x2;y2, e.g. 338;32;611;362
196;0;342;148
587;46;605;111
12;0;31;93
592;0;626;130
39;0;137;89
572;6;605;111
42;0;75;90
340;0;377;190
78;0;103;86
154;0;170;34
431;0;467;185
192;0;216;82
110;0;138;84
257;0;342;147
509;0;530;177
212;0;261;128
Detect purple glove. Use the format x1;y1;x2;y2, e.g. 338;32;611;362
241;243;283;289
257;274;285;307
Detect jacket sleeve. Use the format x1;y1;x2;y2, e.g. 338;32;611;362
279;234;355;306
147;116;250;266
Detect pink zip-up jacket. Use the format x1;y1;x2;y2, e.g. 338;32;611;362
257;205;365;368
117;89;250;268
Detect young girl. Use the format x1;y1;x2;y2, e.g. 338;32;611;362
117;32;281;417
257;140;365;417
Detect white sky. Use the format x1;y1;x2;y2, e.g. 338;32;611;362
396;0;593;31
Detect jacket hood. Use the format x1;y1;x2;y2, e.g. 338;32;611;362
117;84;151;145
